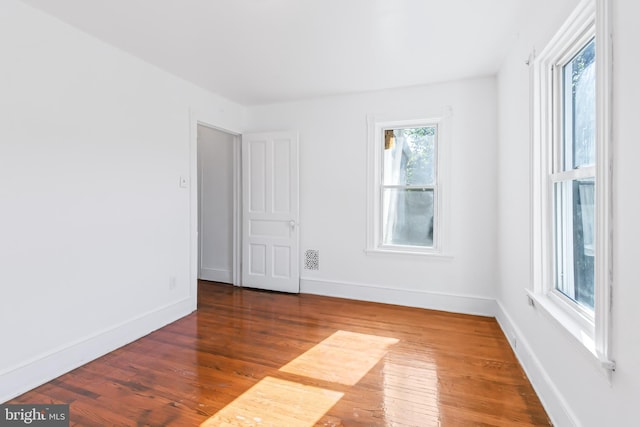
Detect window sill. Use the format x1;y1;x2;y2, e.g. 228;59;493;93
525;289;614;375
364;247;454;260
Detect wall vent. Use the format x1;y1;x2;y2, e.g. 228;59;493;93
304;249;319;270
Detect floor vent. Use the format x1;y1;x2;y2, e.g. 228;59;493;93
304;249;319;270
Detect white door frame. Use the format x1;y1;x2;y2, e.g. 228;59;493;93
196;123;242;285
189;111;243;308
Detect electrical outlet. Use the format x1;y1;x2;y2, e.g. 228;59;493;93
169;276;177;290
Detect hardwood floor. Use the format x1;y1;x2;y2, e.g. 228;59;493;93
10;281;551;426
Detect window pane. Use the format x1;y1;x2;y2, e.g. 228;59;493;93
554;179;595;310
383;127;436;186
382;188;434;247
562;38;595;171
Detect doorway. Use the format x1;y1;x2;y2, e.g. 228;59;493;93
197;124;240;285
192;123;299;295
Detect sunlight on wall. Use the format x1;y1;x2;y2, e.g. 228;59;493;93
280;330;399;385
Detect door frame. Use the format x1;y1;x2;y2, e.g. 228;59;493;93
196;122;242;285
189;111;243;307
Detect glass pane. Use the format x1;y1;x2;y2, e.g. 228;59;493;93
383;127;436;186
382;188;434;247
562;38;595;171
554;179;595;310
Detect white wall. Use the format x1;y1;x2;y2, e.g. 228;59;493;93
496;0;640;425
0;0;245;402
7;0;637;421
246;77;499;315
197;125;235;284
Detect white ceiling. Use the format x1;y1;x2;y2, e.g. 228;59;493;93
19;0;533;106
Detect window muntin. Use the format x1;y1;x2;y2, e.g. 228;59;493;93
551;35;596;313
381;126;437;249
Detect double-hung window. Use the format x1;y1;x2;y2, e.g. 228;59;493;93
552;35;596;314
367;112;450;256
531;0;613;370
381;126;437;248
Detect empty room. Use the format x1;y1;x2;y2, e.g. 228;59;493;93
1;0;638;426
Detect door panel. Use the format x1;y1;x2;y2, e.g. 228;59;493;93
242;131;299;293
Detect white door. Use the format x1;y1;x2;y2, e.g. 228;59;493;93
242;131;299;293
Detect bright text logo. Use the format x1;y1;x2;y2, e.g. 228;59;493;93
0;405;68;427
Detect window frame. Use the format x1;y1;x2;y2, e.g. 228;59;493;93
366;110;451;257
530;0;614;372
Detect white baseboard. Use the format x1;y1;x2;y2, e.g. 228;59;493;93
199;267;232;284
300;277;497;317
495;301;579;427
0;297;196;403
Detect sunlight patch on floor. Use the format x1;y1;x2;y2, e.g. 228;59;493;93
280;330;399;386
200;376;343;427
382;356;440;426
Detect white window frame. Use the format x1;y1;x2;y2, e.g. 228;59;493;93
366;109;452;257
530;0;614;372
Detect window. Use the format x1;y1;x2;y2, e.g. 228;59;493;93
531;0;613;370
382;126;437;248
553;36;596;313
367;112;450;256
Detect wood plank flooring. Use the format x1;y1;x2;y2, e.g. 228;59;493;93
9;281;551;426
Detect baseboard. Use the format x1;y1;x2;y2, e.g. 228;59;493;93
0;297;196;403
300;277;497;317
495;301;579;427
199;267;232;284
